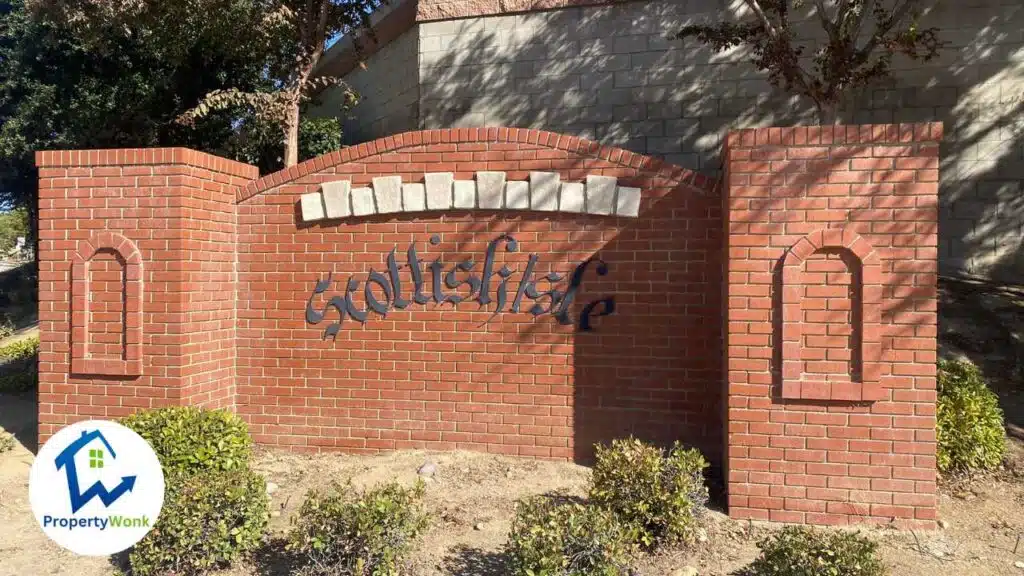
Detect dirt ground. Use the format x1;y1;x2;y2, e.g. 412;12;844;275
2;411;1024;576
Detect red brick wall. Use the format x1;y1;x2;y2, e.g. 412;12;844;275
723;124;940;528
234;128;722;461
36;124;940;527
36;149;257;440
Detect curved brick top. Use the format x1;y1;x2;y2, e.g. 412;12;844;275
237;127;715;204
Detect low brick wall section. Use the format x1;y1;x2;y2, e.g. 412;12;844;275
36;124;939;527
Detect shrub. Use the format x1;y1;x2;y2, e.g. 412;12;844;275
127;468;269;576
505;496;635;576
0;426;15;453
937;359;1006;473
121;406;252;475
288;480;429;576
0;318;14;341
749;526;886;576
0;335;37;359
0;336;38;393
589;438;709;549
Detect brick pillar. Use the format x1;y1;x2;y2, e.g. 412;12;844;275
723;124;941;528
36;149;257;442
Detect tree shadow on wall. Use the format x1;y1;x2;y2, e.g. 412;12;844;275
412;0;1024;282
361;0;1024;452
567;179;724;473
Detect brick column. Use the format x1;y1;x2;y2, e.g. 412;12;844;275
36;149;257;442
723;124;940;528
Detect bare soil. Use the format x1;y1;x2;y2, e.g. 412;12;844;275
2;419;1024;576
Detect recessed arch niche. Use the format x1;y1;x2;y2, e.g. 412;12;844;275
70;232;143;376
779;226;883;401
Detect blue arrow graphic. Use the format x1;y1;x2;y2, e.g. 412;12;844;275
71;475;137;513
54;429;138;514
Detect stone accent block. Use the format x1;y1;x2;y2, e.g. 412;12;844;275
402;183;426;212
506;180;529;209
453;180;476;209
476;171;506;209
587;175;617;215
560;182;585;213
321;180;351;219
351;187;376;216
530;171;559;211
300;192;325;221
372;176;403;214
616;187;641;217
425;172;454;210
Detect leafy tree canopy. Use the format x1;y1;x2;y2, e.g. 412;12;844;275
30;0;378;166
0;0;352;231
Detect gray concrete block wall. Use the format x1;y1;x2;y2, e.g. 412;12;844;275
310;27;421;144
330;0;1024;282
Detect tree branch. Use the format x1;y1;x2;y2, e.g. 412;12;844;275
814;0;836;41
742;0;781;40
857;0;922;61
835;0;851;21
849;0;877;47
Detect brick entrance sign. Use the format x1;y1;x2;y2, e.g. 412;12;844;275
37;124;940;528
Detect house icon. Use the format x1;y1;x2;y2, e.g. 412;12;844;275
54;430;137;514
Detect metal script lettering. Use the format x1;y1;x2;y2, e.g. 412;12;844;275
304;234;615;338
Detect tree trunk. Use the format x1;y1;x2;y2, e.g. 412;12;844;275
283;99;300;167
816;101;841;125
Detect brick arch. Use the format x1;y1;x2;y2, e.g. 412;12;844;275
71;232;143;377
237;127;716;204
780;226;883;402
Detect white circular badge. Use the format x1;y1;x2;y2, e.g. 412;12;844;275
29;420;165;556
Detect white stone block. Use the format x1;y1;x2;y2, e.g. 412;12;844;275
372;176;402;214
476;171;506;209
559;182;585;213
616;186;642;217
586;175;617;215
506;181;529;209
402;183;426;212
453;180;476;209
321;180;351;219
351;187;375;217
300;192;325;221
530;171;559;211
424;172;454;210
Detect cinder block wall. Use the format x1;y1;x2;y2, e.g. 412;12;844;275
315;27;421;143
328;0;1023;282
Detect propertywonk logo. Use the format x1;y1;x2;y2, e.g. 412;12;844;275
29;420;165;556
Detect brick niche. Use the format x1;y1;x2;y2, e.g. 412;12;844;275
37;123;939;527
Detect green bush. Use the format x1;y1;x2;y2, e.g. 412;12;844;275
0;318;14;341
0;335;37;359
505;496;635;576
937;359;1006;473
749;526;886;576
121;406;252;475
288;480;429;576
127;469;269;576
0;426;15;453
0;335;38;393
589;438;709;549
